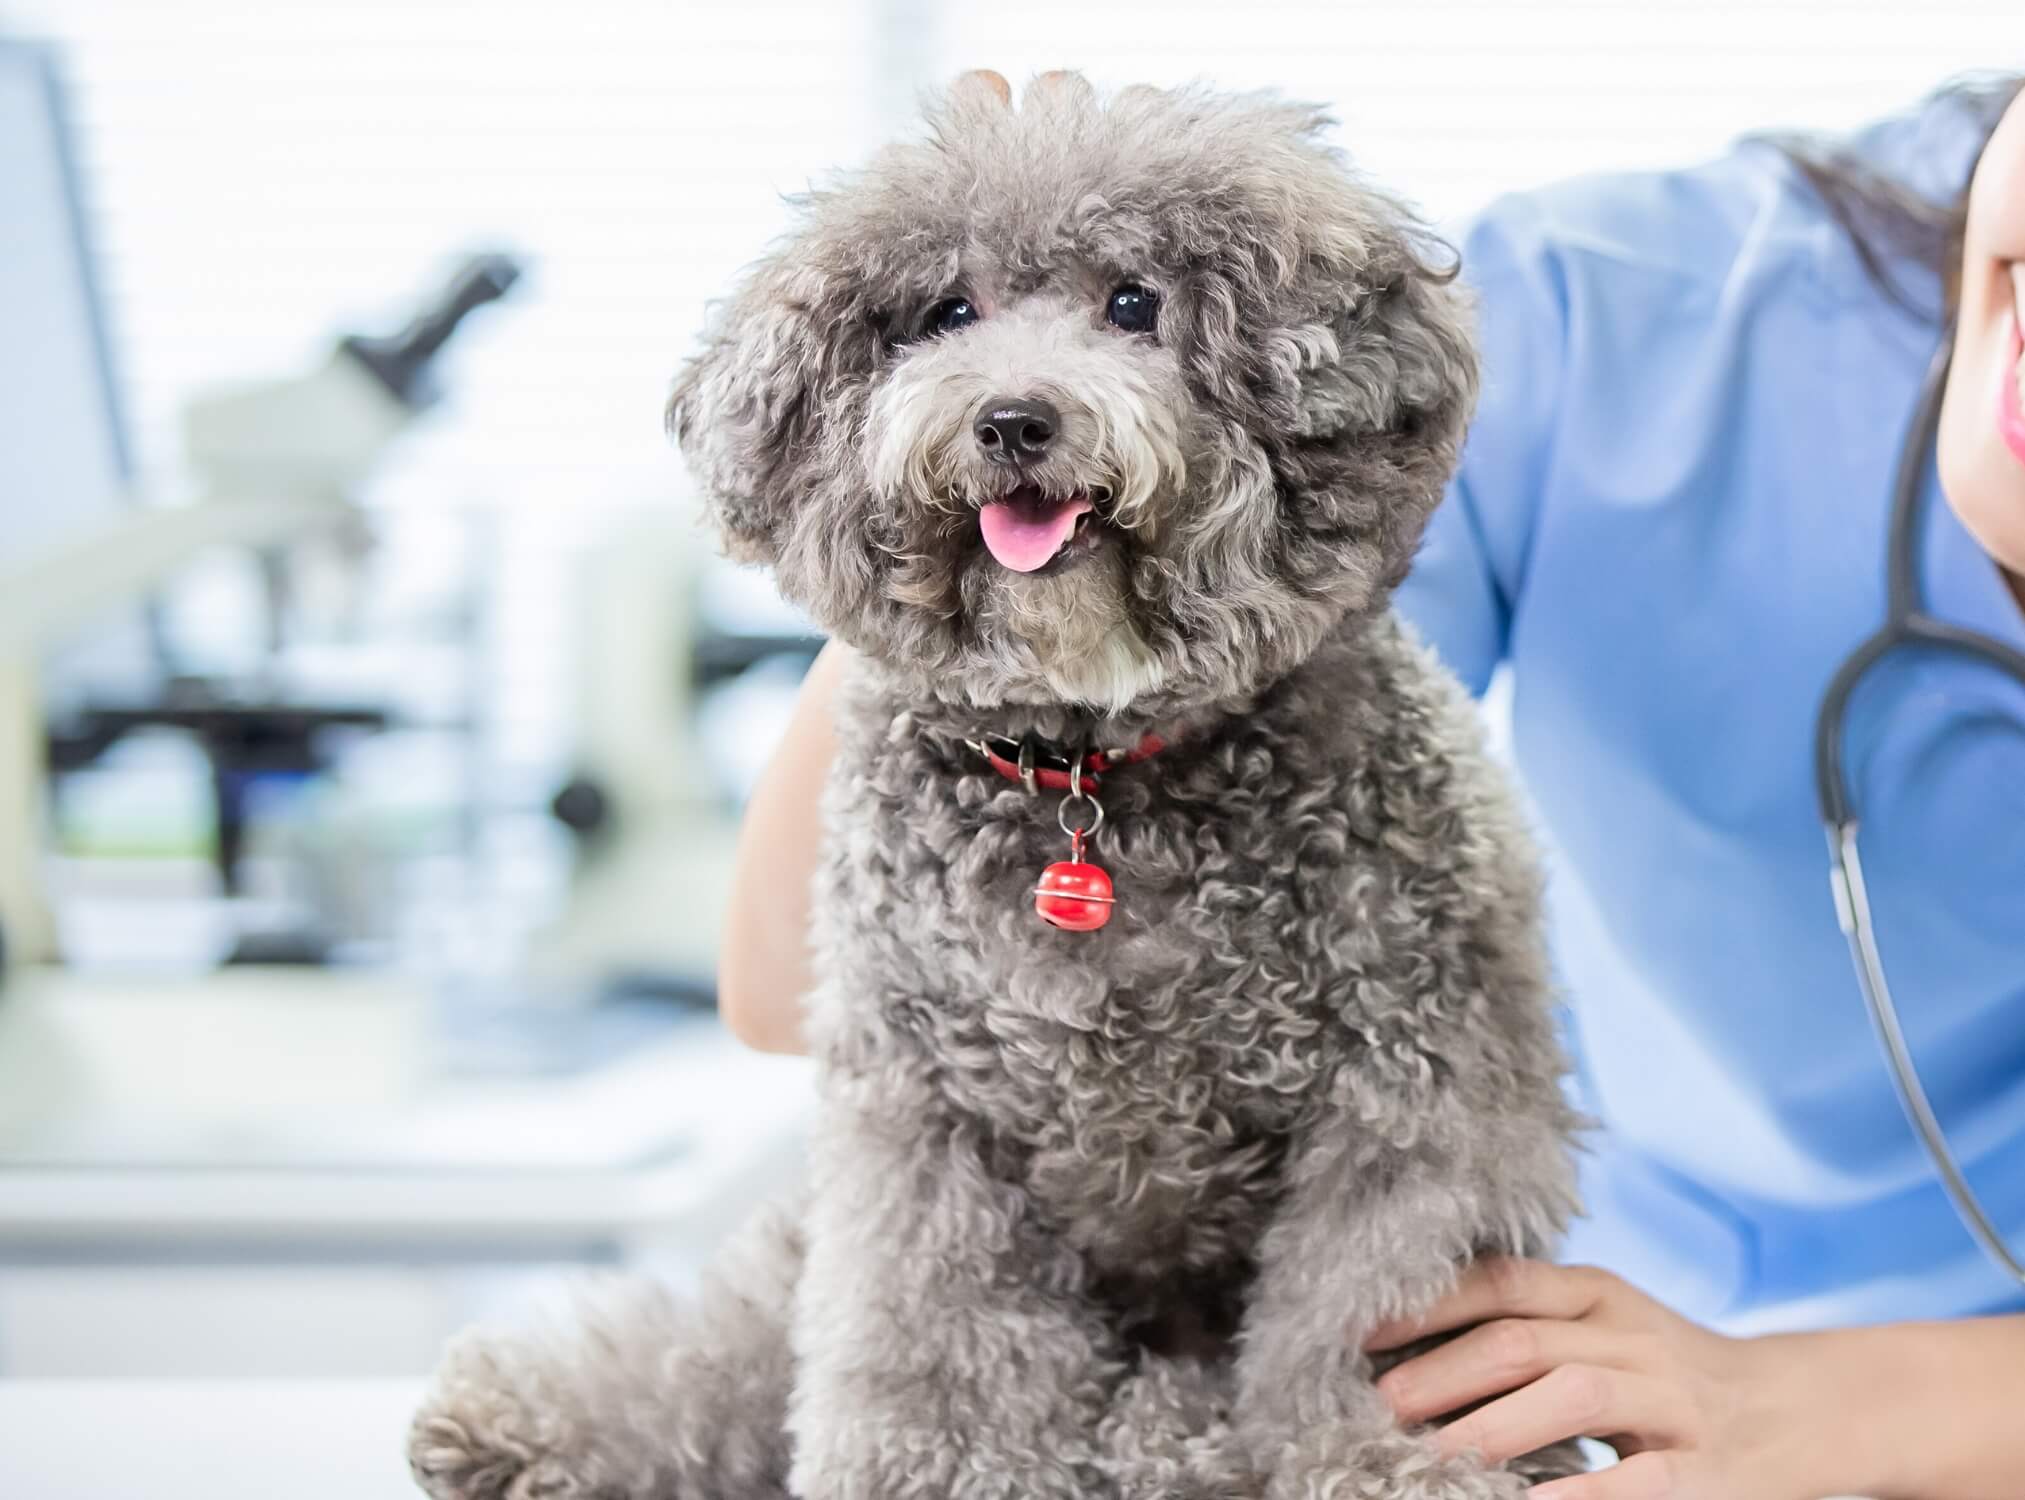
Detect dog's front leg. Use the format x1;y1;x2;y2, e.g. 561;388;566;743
788;1066;1123;1500
409;1202;804;1500
1233;1122;1581;1500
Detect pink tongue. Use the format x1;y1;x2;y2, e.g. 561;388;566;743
979;494;1092;572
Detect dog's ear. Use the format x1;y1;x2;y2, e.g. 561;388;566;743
1324;234;1479;454
1269;193;1479;453
1168;114;1478;461
1302;229;1480;585
1294;176;1480;526
1172;151;1480;593
667;252;878;565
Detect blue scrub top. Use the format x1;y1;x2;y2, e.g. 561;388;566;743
1397;91;2025;1333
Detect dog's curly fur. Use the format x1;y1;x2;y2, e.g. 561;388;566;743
411;72;1584;1500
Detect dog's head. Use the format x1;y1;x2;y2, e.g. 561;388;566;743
671;72;1475;717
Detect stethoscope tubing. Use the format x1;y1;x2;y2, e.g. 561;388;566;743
1829;826;2025;1283
1813;326;2025;1286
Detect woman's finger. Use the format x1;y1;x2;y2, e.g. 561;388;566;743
1433;1363;1674;1466
1366;1259;1612;1351
953;69;1012;106
1528;1452;1684;1500
1377;1317;1621;1425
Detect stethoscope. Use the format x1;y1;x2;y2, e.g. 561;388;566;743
1814;326;2025;1286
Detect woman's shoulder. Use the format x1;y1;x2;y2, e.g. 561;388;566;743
1397;92;1986;692
1459;142;1822;339
1457;87;1993;323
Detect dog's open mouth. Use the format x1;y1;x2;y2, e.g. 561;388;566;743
979;485;1100;573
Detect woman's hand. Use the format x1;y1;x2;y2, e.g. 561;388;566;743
1364;1258;1872;1499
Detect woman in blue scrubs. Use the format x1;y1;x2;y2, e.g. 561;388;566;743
714;78;2025;1497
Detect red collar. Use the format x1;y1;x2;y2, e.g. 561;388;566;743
965;731;1165;794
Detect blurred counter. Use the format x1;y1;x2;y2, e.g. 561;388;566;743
0;966;813;1376
0;1377;427;1500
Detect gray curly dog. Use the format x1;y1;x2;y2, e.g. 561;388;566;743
410;70;1585;1500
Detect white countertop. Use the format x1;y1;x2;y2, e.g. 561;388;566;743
0;1378;426;1500
0;966;814;1253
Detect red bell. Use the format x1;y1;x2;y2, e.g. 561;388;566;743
1034;859;1115;931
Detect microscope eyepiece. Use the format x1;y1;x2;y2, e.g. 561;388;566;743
339;250;524;409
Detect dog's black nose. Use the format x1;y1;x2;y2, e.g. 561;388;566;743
974;396;1059;466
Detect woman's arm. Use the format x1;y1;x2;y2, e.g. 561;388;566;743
713;641;846;1055
1390;198;1567;698
1853;1313;2025;1500
1367;1257;2025;1500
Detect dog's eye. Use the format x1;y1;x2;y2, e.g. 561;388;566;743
924;296;980;337
1104;284;1159;335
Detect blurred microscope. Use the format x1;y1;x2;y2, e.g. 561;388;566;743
0;36;522;969
56;254;520;967
0;49;820;1382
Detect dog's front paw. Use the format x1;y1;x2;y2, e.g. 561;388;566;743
407;1400;587;1489
1384;1455;1530;1500
1256;1426;1533;1500
407;1333;592;1500
406;1409;554;1500
408;1404;582;1500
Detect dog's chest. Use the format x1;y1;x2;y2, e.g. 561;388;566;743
823;730;1366;1269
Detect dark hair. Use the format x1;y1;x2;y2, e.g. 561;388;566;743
1762;74;2021;319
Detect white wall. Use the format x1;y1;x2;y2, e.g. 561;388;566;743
9;0;2021;804
20;0;2023;510
928;1;2025;222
